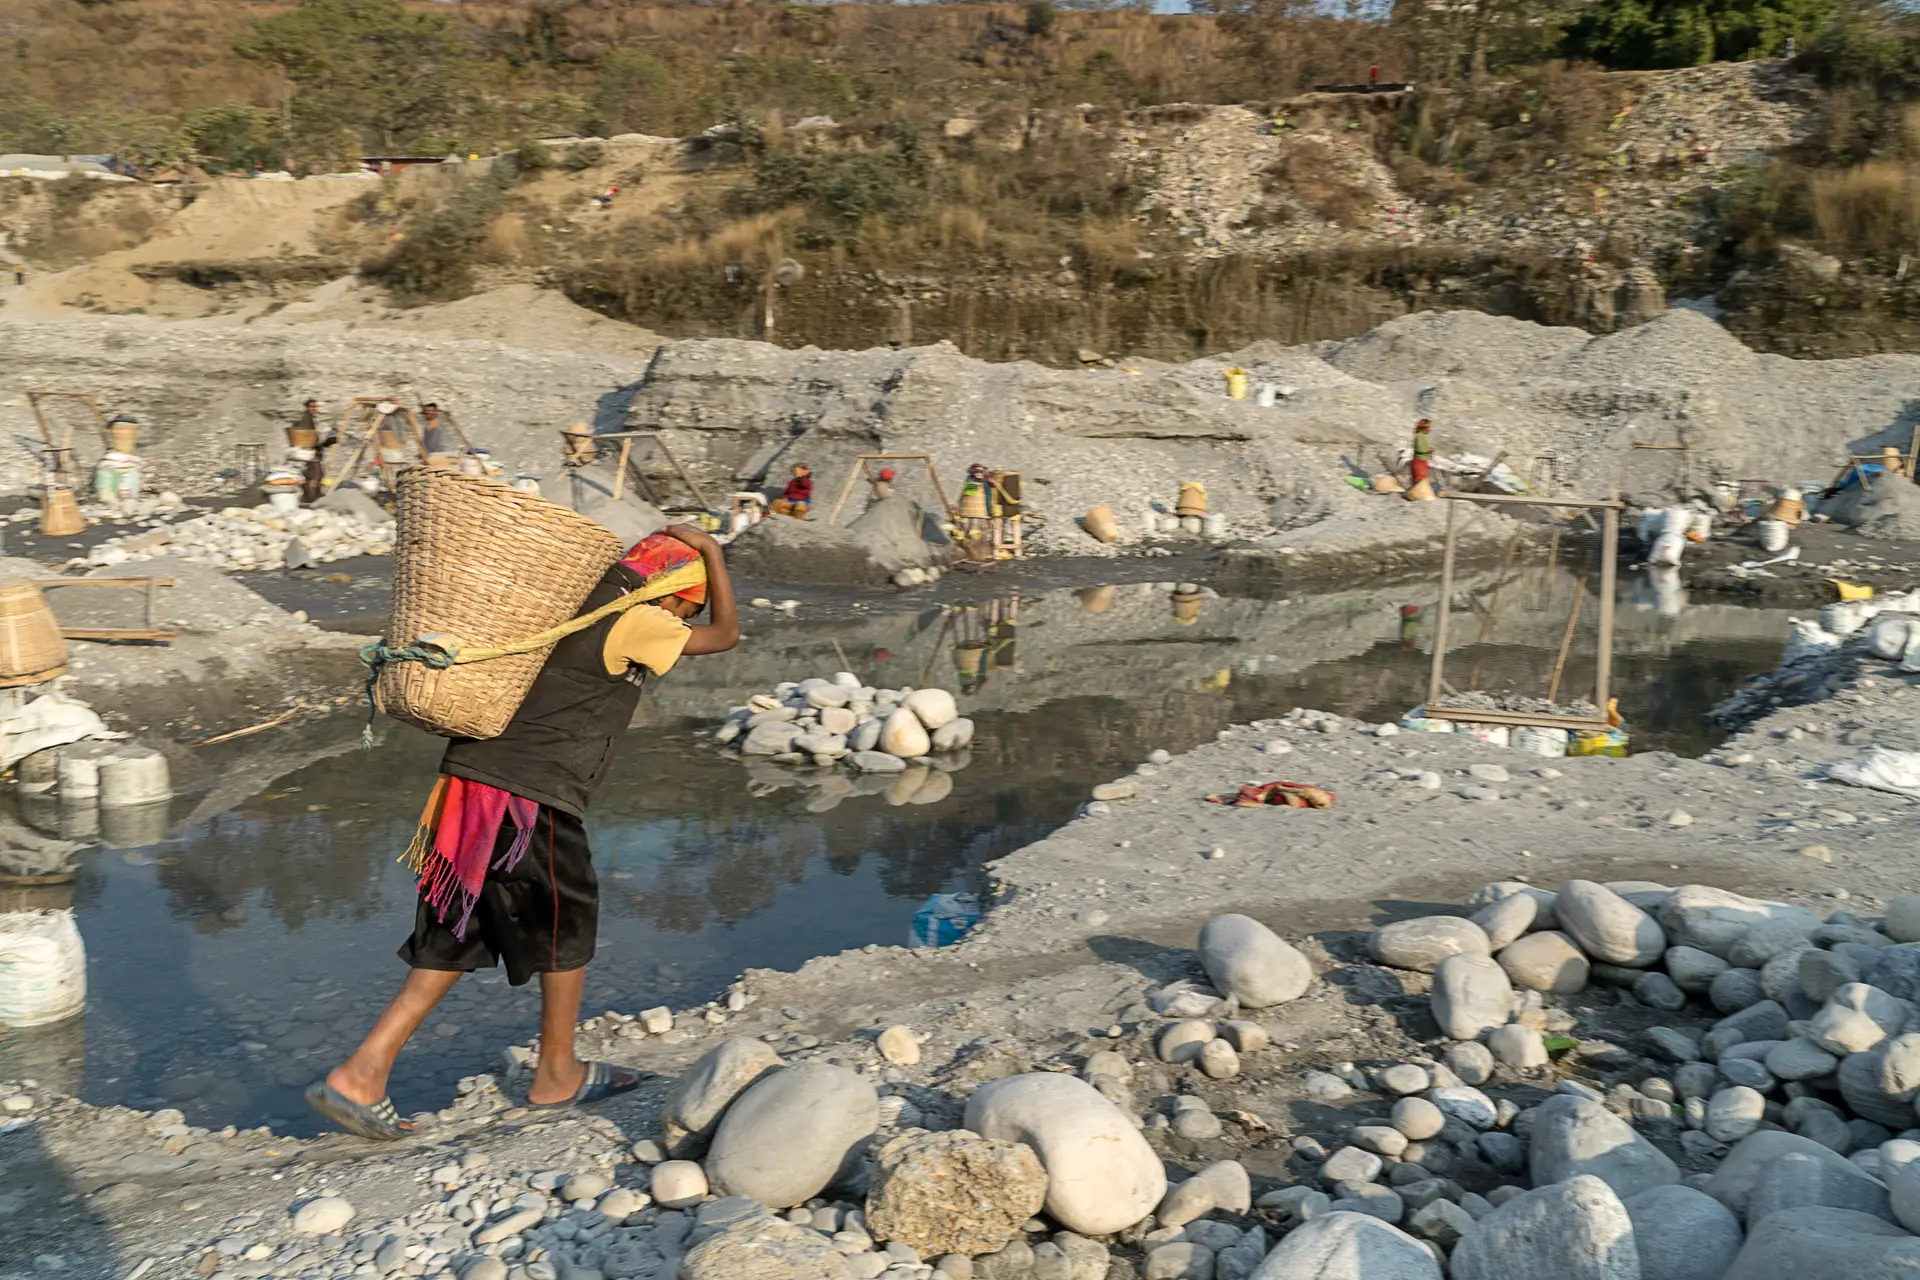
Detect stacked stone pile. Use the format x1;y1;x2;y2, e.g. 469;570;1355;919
714;672;975;806
78;502;394;573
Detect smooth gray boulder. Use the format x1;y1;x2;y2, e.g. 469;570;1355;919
965;1072;1165;1235
1747;1148;1896;1227
661;1037;784;1156
1890;1160;1920;1234
1497;931;1591;994
1624;1184;1743;1280
1557;880;1665;967
1666;946;1731;994
1765;1037;1841;1082
1711;967;1768;1014
1466;881;1559;929
1841;1050;1919;1129
1729;917;1822;969
1471;892;1537;950
1250;1211;1441;1279
705;1063;879;1207
1809;983;1913;1055
1369;916;1490;973
1719;1206;1920;1280
1450;1175;1638;1280
1707;1132;1886;1219
1200;914;1313;1006
1658;887;1820;959
1529;1095;1680;1202
1432;953;1512;1040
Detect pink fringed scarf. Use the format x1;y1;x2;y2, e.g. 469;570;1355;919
402;776;539;940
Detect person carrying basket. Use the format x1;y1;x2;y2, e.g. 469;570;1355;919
307;524;738;1138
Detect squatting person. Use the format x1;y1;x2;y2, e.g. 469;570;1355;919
306;525;739;1138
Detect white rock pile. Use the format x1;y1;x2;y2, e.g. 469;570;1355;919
78;503;395;573
714;672;974;806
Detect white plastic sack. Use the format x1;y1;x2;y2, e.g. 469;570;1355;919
1868;615;1920;664
1635;509;1664;543
1826;748;1920;800
1648;531;1687;567
1782;617;1843;665
1687;507;1713;540
1824;600;1881;636
1455;723;1511;747
1757;520;1790;553
0;909;87;1028
1513;726;1571;757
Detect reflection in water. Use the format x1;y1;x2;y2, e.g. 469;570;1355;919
0;573;1794;1131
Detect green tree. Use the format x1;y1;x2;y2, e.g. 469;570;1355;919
235;0;480;162
588;49;673;136
1562;0;1831;67
179;102;287;172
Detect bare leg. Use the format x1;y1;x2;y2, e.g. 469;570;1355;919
325;967;463;1114
529;968;587;1105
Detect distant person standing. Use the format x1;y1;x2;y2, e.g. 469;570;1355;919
771;462;813;517
1369;63;1380;89
294;399;337;505
1410;418;1434;487
10;267;22;287
419;403;450;456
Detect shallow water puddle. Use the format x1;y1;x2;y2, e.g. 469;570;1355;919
0;574;1794;1131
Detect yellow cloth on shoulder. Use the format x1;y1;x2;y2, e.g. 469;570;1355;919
602;602;692;677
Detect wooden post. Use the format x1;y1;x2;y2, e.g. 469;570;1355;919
1427;498;1458;707
1594;504;1620;716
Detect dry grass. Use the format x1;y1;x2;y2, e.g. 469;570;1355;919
1810;161;1920;256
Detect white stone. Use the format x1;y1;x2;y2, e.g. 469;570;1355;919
1198;914;1312;1006
931;718;974;752
1556;880;1665;967
1198;1039;1240;1080
1369;916;1491;972
1471;893;1537;951
1666;946;1731;994
1159;1020;1216;1064
880;708;931;758
1707;1087;1767;1143
1250;1212;1440;1279
851;750;907;773
1432;953;1513;1041
651;1161;708;1209
1392;1098;1446;1141
820;706;857;736
1489;1024;1547;1069
1809;983;1913;1055
1449;1175;1636;1280
705;1064;880;1207
292;1197;355;1235
1884;897;1920;944
1529;1095;1680;1200
1622;1185;1744;1280
1426;1086;1498;1131
1658;886;1821;960
1497;931;1591;993
902;688;958;730
1718;1206;1920;1280
964;1073;1166;1236
877;1025;921;1066
661;1037;784;1156
1158;1160;1252;1229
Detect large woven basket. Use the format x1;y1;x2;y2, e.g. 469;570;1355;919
376;469;622;739
0;584;66;686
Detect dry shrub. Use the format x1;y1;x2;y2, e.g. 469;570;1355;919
1264;140;1374;229
935;207;990;252
1810;161;1920;256
1078;220;1139;282
483;213;526;261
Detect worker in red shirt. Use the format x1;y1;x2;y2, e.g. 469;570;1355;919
771;462;813;517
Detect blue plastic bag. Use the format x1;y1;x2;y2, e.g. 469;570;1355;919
909;893;981;949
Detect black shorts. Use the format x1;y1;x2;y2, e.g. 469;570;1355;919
399;806;597;986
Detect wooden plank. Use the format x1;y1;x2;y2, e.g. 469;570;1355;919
1426;706;1609;731
59;628;176;642
35;578;176;589
1439;490;1625;511
1595;504;1620;715
1427;498;1458;707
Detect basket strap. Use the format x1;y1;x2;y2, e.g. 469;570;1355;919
355;591;656;747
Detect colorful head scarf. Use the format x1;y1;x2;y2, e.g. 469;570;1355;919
620;532;708;604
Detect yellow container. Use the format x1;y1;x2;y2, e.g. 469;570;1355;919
1569;727;1630;758
1224;368;1248;400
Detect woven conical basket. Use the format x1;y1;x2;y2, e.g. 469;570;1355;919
0;584;67;684
376;469;622;739
40;488;84;537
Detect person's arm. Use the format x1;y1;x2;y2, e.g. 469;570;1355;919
665;524;739;655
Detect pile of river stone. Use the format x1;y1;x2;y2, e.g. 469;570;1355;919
715;673;975;796
80;502;394;573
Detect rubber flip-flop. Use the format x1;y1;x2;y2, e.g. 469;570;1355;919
304;1081;415;1141
528;1061;642;1110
